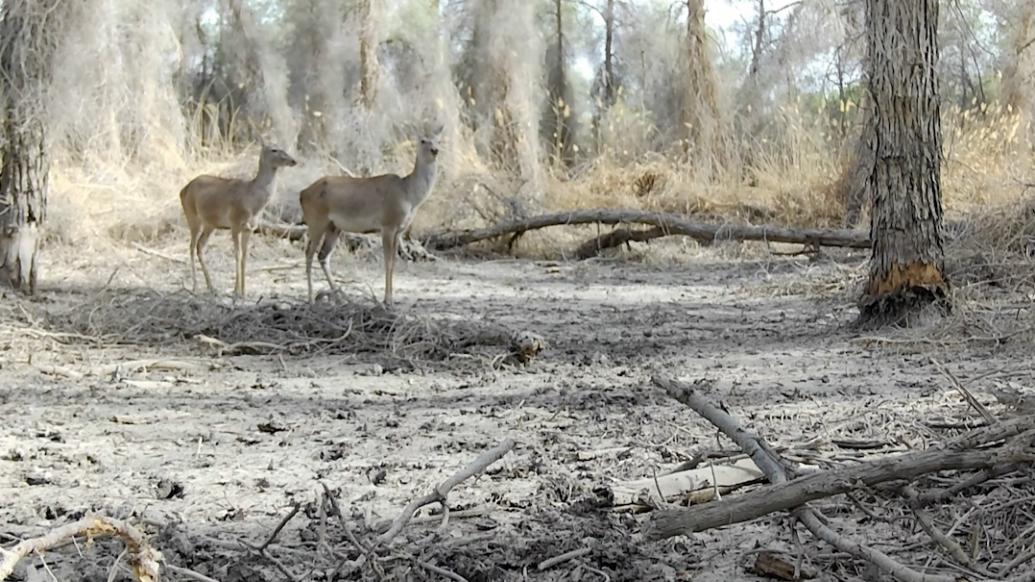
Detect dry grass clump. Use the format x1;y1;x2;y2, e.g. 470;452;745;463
36;289;512;364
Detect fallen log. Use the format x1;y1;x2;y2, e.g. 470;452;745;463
421;209;870;252
575;226;670;259
647;445;1028;536
255;221;437;261
646;375;1035;582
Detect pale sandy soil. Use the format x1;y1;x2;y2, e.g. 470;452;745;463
1;234;1031;581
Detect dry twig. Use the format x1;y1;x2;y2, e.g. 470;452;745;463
377;439;517;545
538;547;592;571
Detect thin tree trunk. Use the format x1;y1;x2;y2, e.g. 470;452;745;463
839;96;874;229
748;0;766;81
683;0;720;163
549;0;572;166
358;0;380;109
860;0;949;326
1001;1;1035;115
0;0;61;294
603;0;616;106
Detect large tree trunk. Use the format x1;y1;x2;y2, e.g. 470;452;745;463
682;0;721;165
358;0;380;109
0;0;61;294
467;0;542;191
838;96;874;229
859;0;948;326
1000;1;1035;117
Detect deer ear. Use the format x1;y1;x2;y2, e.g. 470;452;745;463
431;123;445;139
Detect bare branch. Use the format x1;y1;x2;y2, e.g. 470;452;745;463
376;438;517;545
0;515;161;582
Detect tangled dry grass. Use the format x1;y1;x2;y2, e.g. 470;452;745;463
10;290;516;367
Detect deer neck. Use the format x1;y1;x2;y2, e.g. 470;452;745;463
246;157;279;213
402;155;438;207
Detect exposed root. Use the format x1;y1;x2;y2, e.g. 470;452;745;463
0;515;161;582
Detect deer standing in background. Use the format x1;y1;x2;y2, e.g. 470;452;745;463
299;126;443;307
179;145;298;297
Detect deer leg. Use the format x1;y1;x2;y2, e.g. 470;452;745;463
239;227;251;297
382;227;398;307
231;226;243;297
318;223;341;296
188;225;201;293
305;221;327;303
196;226;216;293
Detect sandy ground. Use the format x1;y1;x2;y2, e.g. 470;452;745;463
1;234;1032;581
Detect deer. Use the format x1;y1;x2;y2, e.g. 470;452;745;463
299;125;443;307
179;144;298;297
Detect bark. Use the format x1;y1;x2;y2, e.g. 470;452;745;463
838;97;875;229
747;0;766;82
466;0;541;186
0;0;61;294
859;0;949;326
647;446;1029;536
682;0;721;160
547;0;573;166
420;208;870;252
1001;1;1035;116
358;0;380;109
603;0;616;107
225;0;297;146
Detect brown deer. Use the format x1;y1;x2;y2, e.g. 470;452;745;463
179;145;297;297
299;126;442;307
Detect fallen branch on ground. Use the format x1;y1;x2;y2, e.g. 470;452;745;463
646;375;1035;582
575;226;669;259
377;438;516;545
538;547;592;571
256;222;437;261
0;515;161;582
421;209;869;253
647;377;1035;536
164;564;222;582
647;441;1030;535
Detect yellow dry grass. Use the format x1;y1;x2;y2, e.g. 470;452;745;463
44;103;1035;262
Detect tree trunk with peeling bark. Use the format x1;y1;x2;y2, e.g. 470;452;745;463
859;0;949;326
548;0;573;166
1001;0;1035;116
358;0;380;109
603;0;616;107
682;0;720;162
0;0;61;294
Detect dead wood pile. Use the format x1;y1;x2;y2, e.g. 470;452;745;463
640;375;1035;582
11;290;521;366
